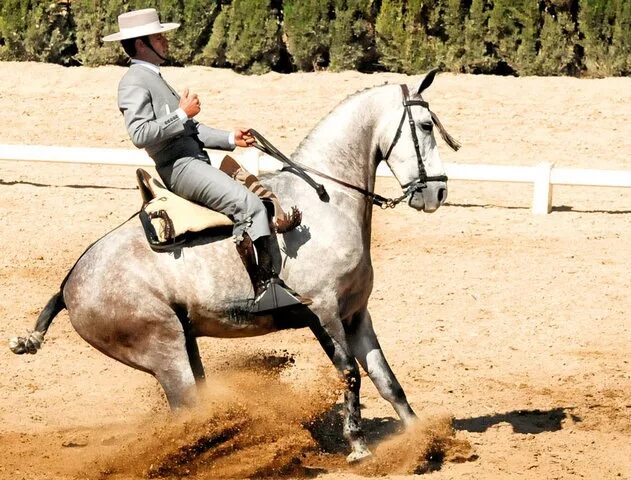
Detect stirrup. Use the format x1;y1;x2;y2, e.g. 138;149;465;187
250;278;312;315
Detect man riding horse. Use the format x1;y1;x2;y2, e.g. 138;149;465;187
103;8;310;313
11;7;460;460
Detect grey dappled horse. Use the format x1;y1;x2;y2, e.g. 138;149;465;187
11;70;457;462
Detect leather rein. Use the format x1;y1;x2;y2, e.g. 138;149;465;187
250;84;458;209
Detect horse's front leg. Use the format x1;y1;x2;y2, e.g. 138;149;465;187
309;318;372;462
346;308;416;425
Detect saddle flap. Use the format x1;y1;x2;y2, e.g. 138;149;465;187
137;169;233;245
145;189;233;238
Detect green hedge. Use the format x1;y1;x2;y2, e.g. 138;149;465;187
376;0;441;74
0;0;628;76
224;0;283;73
329;0;376;71
283;0;331;70
580;0;631;76
74;0;128;66
0;0;76;64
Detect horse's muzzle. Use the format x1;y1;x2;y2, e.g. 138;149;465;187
409;182;448;212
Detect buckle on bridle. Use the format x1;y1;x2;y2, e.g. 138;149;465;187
402;180;427;194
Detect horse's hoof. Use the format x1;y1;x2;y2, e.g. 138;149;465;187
346;447;372;463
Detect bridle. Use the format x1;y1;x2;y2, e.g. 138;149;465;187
250;83;459;209
381;84;449;203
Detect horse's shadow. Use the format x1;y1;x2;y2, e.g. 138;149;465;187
306;405;580;455
453;407;581;434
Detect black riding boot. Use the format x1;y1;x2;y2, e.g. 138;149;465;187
250;235;312;314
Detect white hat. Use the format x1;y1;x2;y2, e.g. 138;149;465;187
102;8;179;42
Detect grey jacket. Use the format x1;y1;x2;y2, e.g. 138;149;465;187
118;64;234;166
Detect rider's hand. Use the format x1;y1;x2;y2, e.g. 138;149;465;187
234;128;255;148
179;88;201;118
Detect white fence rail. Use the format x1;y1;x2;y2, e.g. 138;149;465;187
1;144;630;215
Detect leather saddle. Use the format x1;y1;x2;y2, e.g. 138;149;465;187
136;155;301;250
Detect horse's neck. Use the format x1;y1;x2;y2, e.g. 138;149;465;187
270;87;393;248
292;88;386;194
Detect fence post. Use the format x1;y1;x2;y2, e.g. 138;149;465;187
532;162;554;215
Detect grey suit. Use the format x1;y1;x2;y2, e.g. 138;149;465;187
118;64;270;242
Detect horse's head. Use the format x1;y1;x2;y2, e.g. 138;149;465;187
378;69;460;213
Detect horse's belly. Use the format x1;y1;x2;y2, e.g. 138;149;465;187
188;309;278;338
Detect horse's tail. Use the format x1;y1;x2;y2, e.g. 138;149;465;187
9;291;66;355
8;213;139;356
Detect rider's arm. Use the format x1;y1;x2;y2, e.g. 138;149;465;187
176;87;235;151
118;82;184;149
194;121;236;151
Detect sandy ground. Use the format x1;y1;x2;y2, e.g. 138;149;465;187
0;62;629;479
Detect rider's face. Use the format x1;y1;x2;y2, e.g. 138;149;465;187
148;33;168;62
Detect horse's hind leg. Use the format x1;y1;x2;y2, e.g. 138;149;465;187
141;317;199;409
153;348;198;410
70;308;198;410
346;309;416;425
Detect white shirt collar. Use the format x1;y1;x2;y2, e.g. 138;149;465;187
131;58;160;75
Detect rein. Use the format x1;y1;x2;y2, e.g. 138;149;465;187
250;130;402;208
249;83;459;209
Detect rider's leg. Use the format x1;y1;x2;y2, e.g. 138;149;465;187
159;156;271;238
237;233;311;314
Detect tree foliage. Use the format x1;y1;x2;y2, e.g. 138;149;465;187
74;0;128;66
462;0;496;73
283;0;332;70
375;0;443;74
198;3;231;67
329;0;376;71
0;0;76;64
538;5;579;75
579;0;630;75
0;0;627;76
156;0;219;65
224;0;283;73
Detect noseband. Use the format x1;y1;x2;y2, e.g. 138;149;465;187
250;83;459;209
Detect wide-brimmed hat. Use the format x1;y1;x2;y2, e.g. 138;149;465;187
102;8;179;42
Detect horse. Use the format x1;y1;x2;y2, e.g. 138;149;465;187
10;69;458;462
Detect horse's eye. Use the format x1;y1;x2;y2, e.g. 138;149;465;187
420;121;433;132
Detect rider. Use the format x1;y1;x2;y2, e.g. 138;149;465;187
102;8;310;313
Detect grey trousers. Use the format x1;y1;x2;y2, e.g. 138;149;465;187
156;154;271;242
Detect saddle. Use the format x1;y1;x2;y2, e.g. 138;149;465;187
137;155;301;250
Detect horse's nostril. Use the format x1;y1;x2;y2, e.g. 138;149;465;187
437;187;447;204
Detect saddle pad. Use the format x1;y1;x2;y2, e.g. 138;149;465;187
141;173;233;243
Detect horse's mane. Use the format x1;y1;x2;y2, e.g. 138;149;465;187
291;82;393;159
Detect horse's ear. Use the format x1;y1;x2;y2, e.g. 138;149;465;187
417;68;440;95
